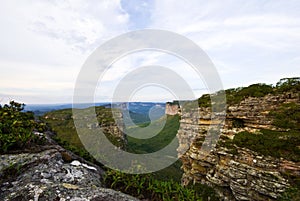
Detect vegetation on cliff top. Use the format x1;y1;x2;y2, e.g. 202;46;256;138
198;77;300;107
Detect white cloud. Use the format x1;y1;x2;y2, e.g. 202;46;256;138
0;0;129;103
1;0;300;103
147;0;300;89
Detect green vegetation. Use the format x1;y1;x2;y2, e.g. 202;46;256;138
126;114;183;181
226;83;273;105
42;108;219;200
52;136;97;164
197;83;273;107
42;108;80;147
126;111;151;125
42;106;124;148
198;77;300;107
41;106;126;163
276;77;300;93
104;168;219;201
279;165;300;201
0;101;46;153
198;94;211;107
269;102;300;130
231;129;300;161
38;77;299;200
218;78;300;161
279;187;300;201
126;115;180;153
222;100;300;162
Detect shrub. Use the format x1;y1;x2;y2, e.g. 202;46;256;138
104;168;219;201
226;83;273;105
275;77;300;93
269;102;300;130
229;130;300;162
0;101;45;153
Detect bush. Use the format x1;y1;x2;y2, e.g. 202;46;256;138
275;77;300;93
269;102;300;130
226;83;273;105
229;129;300;162
0;101;44;153
198;94;211;107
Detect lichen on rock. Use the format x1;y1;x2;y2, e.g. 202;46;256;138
0;134;139;201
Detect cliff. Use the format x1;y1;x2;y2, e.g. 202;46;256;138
43;106;127;149
165;102;180;116
175;83;300;200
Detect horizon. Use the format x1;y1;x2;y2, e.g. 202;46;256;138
3;77;296;105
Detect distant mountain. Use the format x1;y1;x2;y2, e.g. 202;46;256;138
113;102;166;125
25;102;166;124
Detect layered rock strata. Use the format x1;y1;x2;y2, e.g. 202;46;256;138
175;92;300;200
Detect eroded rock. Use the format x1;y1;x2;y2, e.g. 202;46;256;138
0;143;139;201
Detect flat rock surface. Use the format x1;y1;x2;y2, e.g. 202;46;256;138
0;147;139;201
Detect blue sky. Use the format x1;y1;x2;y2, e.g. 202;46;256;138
0;0;299;104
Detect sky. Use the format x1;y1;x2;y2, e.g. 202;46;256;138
0;0;300;104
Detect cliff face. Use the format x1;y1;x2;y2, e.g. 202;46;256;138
176;92;300;201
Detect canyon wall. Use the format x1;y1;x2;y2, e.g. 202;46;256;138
175;92;300;200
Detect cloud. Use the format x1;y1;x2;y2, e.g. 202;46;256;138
1;0;300;103
0;0;129;103
147;0;300;88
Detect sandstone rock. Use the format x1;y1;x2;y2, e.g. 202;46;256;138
177;92;299;200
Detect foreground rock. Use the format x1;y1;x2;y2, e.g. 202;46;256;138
0;138;139;201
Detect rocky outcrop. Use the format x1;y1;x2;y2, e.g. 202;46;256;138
181;143;298;201
0;133;139;201
176;92;300;200
165;102;180;115
226;92;299;131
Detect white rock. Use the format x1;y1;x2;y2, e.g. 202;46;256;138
70;160;81;166
82;163;97;171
